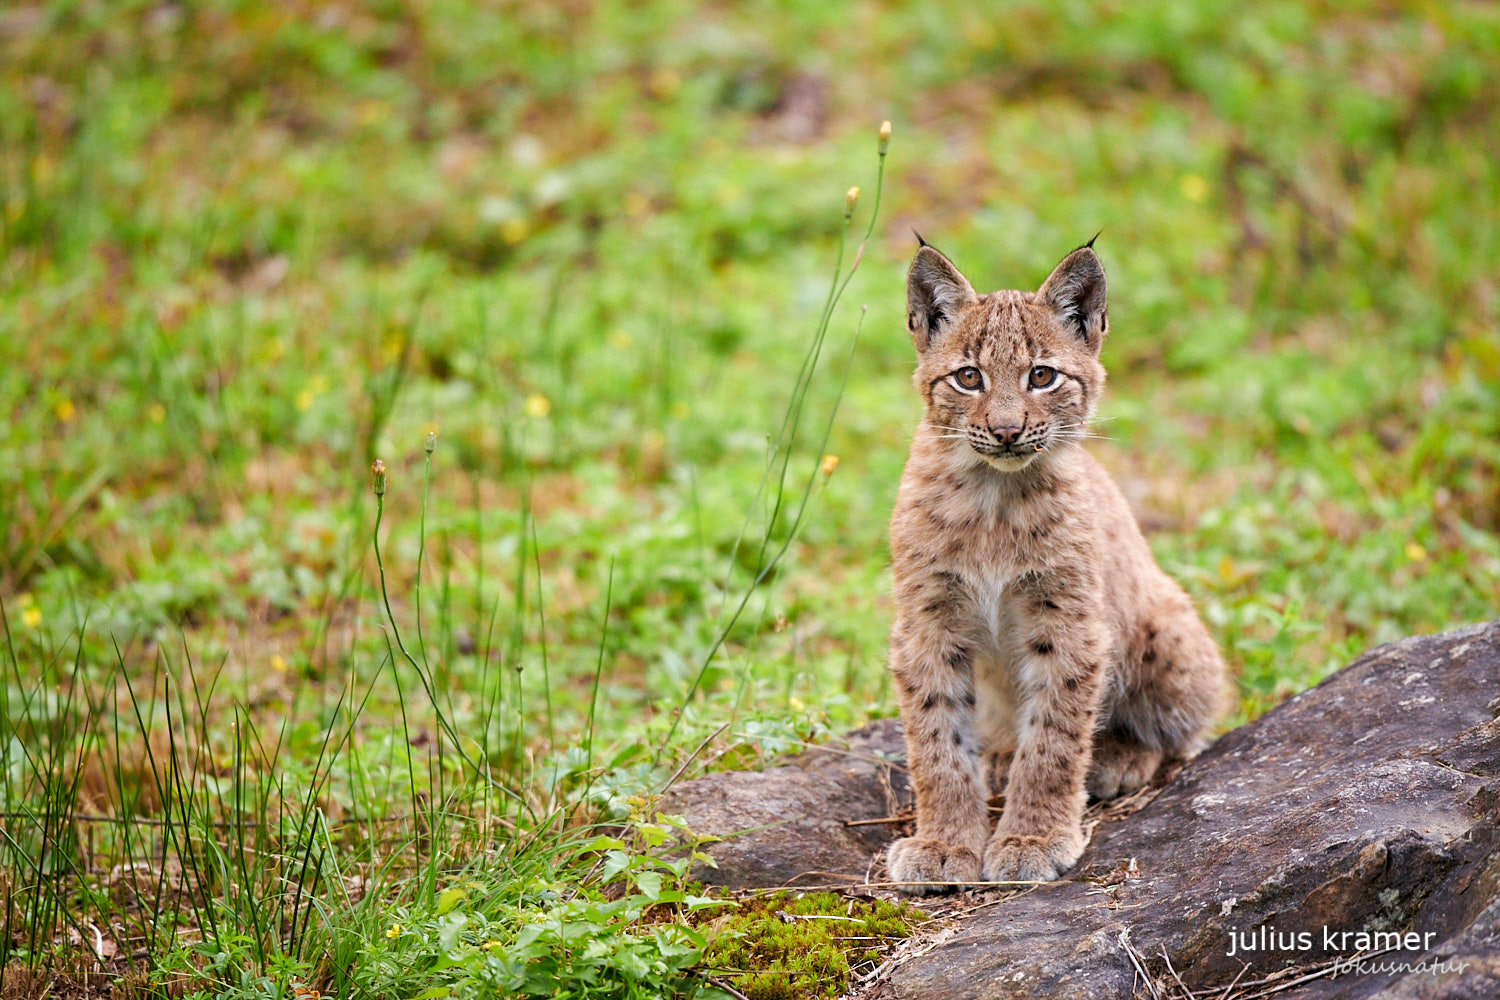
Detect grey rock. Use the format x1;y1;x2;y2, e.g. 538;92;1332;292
664;621;1500;999
662;718;910;890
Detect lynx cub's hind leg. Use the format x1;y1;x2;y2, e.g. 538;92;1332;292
1086;730;1164;801
1091;591;1227;800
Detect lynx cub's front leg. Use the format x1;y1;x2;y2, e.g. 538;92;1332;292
983;583;1107;882
884;600;989;894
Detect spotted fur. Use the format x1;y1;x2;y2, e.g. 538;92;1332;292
885;242;1229;894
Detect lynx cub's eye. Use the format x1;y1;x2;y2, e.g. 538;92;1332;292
1029;365;1058;389
953;367;983;391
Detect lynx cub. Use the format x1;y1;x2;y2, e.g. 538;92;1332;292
884;240;1228;894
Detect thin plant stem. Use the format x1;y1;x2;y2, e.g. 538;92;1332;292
371;480;531;818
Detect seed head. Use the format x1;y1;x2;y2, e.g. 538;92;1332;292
878;120;892;156
844;186;860;218
424;431;437;455
371;459;387;496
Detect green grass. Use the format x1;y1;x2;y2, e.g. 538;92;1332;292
2;1;1498;996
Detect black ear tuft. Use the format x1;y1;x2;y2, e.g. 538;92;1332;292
907;244;976;354
1037;246;1107;349
913;229;928;248
1084;231;1100;250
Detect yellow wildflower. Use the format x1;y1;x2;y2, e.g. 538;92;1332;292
1180;173;1210;203
500;218;529;244
624;191;651;219
381;333;403;364
648;67;681;98
524;393;551;418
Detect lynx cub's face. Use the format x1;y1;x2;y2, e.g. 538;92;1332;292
906;242;1107;472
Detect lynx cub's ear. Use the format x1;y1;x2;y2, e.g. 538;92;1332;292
1038;243;1107;350
907;244;976;354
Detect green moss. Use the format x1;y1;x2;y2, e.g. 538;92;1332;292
698;892;924;999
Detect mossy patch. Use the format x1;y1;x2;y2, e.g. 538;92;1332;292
697;891;924;999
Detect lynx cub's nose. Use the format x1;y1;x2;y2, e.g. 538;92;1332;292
989;424;1023;445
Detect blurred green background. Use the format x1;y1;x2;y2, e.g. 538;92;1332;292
6;0;1496;726
1;1;1498;991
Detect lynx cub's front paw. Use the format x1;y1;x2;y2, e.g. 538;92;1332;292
981;826;1085;883
886;837;982;895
